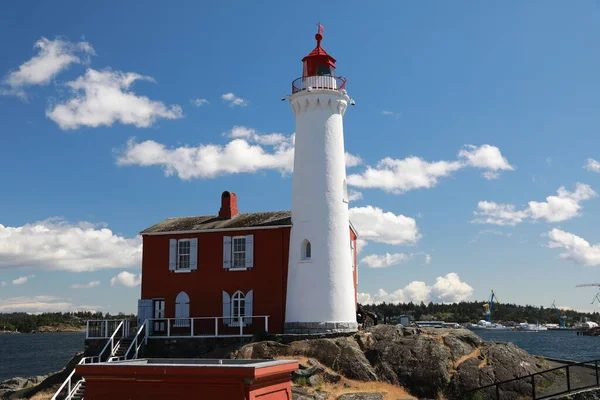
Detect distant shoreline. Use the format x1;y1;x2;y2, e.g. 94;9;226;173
0;326;85;334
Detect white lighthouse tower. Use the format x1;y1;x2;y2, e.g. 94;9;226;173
284;27;358;334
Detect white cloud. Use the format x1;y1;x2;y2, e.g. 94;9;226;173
546;228;600;267
430;273;475;303
381;110;400;118
584;158;600;173
360;252;431;268
458;144;514;178
546;157;553;166
0;281;6;287
0;218;142;272
348;190;363;202
12;274;35;285
528;183;596;223
222;92;248;107
469;229;512;243
71;281;101;289
349;206;420;245
473;183;596;226
347;145;513;194
345;153;363;167
110;271;141;288
358;273;473;304
191;98;208;107
0;295;99;313
2;37;94;96
46;68;183;130
116;125;362;180
472;201;529;226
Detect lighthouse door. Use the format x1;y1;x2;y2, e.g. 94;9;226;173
153;299;165;334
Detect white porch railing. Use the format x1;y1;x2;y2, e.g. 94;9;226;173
108;319;147;362
86;319;135;339
145;316;269;339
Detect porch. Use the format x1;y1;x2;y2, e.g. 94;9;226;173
85;316;270;340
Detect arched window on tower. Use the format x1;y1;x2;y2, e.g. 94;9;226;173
174;291;190;327
302;239;312;260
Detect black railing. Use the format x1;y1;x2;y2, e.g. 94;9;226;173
461;359;600;400
291;76;347;94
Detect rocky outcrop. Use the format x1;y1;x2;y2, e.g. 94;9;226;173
0;377;45;397
231;336;377;382
1;352;84;400
232;325;553;399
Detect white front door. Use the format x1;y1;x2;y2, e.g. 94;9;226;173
153;299;165;333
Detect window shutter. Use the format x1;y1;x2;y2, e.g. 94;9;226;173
223;236;232;269
245;234;254;269
245;290;253;325
222;291;231;326
169;239;177;271
190;238;198;270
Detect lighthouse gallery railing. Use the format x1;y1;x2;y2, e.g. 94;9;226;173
292;76;347;94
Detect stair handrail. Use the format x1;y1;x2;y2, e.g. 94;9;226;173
65;379;85;400
124;319;147;360
50;357;94;400
97;320;124;361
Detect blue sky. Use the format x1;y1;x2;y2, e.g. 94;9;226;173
1;1;600;316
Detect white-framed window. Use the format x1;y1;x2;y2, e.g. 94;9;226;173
302;239;311;260
223;235;253;270
174;291;190;327
233;237;246;268
169;238;198;272
178;240;191;269
222;290;253;326
232;291;245;319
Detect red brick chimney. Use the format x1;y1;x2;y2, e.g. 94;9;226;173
218;191;239;219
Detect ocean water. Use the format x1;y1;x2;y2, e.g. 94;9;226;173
0;332;85;381
0;329;599;382
472;329;600;362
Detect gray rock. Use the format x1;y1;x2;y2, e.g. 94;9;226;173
290;337;378;381
324;371;341;383
335;393;384;400
308;374;323;387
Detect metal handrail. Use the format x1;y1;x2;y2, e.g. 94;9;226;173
50;357;95;400
462;358;600;400
291;76;347;94
123;319;147;360
97;320;124;362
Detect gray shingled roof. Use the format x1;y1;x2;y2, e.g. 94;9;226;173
140;211;292;234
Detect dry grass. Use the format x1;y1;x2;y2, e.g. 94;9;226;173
455;348;481;368
276;356;416;400
29;387;58;400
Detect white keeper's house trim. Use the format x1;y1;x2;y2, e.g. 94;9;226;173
140;225;292;236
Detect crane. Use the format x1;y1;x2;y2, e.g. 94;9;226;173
575;283;600;305
551;301;567;328
482;290;499;322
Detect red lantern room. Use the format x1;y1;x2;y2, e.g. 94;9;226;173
302;31;336;77
291;23;347;94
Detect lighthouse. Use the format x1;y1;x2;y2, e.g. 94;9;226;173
284;27;358;334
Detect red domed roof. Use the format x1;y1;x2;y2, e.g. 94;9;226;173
302;33;336;65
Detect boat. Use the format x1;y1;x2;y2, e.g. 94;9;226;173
518;322;548;332
467;319;510;330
